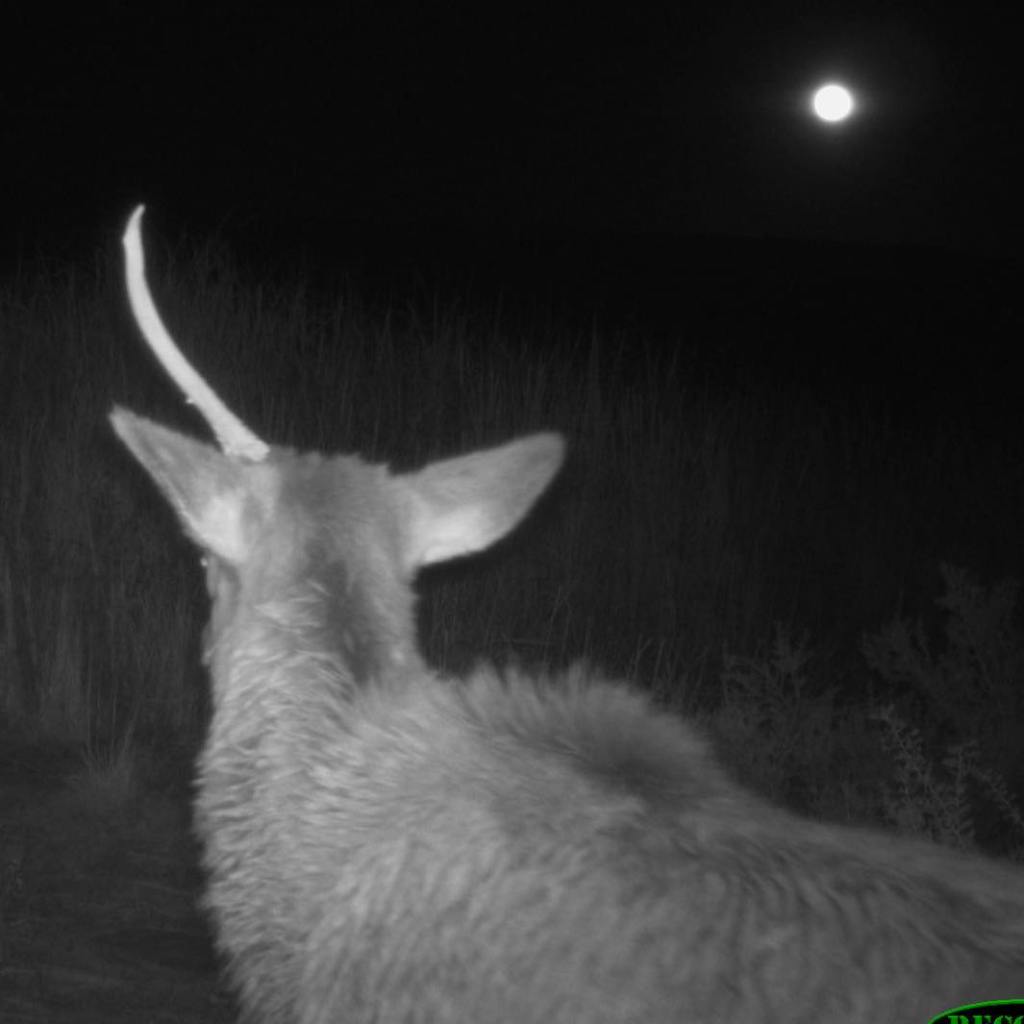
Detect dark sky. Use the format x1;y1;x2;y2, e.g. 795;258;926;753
4;4;1018;257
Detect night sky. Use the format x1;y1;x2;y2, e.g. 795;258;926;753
5;4;1018;257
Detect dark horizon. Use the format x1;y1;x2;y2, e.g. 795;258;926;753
5;5;1020;260
5;3;1021;438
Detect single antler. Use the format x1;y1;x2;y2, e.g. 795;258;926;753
122;205;269;461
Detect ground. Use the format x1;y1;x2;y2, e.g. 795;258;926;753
0;739;234;1023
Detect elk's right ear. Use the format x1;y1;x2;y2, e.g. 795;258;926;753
398;432;565;570
110;407;257;564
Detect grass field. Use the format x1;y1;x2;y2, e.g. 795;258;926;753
1;228;1022;1017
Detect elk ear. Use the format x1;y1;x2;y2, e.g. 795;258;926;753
110;407;257;564
399;432;565;569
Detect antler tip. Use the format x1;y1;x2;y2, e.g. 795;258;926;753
123;204;146;248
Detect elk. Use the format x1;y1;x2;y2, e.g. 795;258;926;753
110;205;1024;1023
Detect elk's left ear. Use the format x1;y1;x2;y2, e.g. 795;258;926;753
110;407;259;565
397;432;565;569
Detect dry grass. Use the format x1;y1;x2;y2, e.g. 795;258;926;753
1;231;1022;854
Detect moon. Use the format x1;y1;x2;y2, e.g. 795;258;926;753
811;83;854;123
